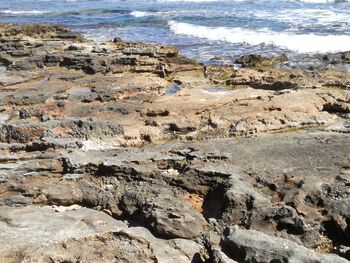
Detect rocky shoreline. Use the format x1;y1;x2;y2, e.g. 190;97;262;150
0;23;349;263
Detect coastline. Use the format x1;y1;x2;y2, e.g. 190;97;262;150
0;23;349;262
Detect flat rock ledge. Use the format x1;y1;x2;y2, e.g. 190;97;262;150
0;205;201;263
0;23;349;263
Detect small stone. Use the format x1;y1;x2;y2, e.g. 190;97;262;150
34;194;48;204
19;108;31;119
40;115;50;122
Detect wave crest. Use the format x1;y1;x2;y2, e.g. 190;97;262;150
0;10;48;15
294;0;348;3
130;11;153;17
168;20;350;53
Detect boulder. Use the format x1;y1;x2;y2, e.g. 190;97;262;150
221;226;348;263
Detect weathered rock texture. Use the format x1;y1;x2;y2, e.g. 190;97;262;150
221;226;349;263
0;23;349;263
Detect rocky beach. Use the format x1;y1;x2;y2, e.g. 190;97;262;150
0;22;349;262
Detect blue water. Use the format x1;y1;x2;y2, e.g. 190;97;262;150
1;0;350;64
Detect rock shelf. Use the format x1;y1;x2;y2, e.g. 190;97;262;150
0;23;349;263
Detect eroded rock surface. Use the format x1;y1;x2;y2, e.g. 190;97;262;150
0;205;201;263
0;23;349;262
221;226;348;263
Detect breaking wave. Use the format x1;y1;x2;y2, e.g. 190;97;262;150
168;20;350;53
0;10;49;15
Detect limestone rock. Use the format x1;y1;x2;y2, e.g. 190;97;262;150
0;206;202;263
221;226;349;263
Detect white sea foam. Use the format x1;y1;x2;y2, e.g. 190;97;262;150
154;0;247;2
0;10;49;15
130;10;176;17
294;0;348;3
130;11;153;17
255;8;350;29
168;20;350;53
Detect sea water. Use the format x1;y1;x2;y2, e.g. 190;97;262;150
1;0;349;64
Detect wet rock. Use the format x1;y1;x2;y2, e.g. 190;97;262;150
113;37;126;46
0;23;83;40
340;51;350;62
321;51;350;65
235;54;288;68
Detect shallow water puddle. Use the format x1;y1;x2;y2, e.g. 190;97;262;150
164;84;181;96
204;86;226;92
201;86;235;95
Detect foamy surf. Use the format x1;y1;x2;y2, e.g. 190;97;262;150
154;0;247;2
294;0;348;3
0;10;49;15
168;20;350;53
255;8;350;28
2;0;350;64
130;10;173;17
130;11;153;17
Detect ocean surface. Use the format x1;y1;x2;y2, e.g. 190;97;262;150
1;0;350;65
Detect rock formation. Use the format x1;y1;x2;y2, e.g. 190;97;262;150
0;23;349;262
